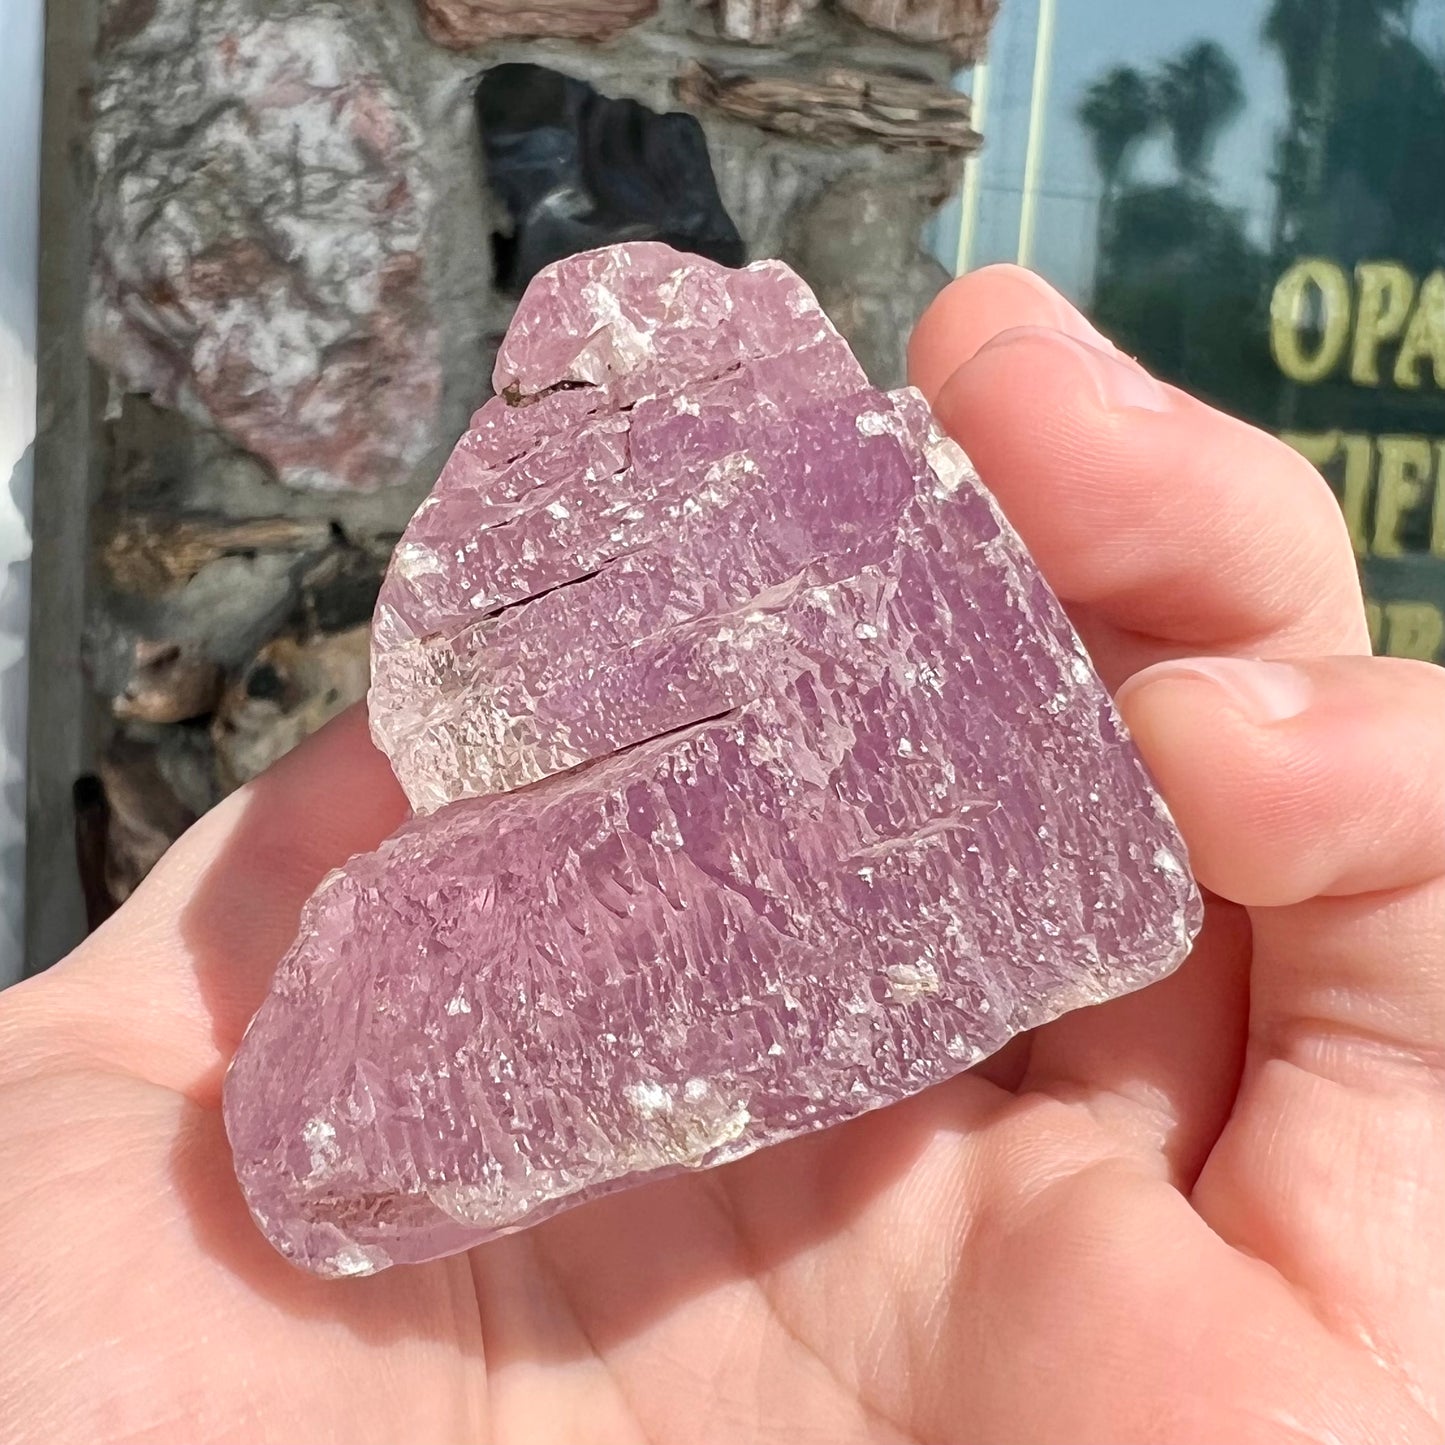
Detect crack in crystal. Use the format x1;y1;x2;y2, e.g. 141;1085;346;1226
501;378;597;408
475;557;622;626
844;806;1000;862
224;245;1202;1277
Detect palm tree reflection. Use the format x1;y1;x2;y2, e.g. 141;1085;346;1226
1077;38;1269;417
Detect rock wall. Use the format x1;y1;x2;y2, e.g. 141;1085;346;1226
53;0;987;940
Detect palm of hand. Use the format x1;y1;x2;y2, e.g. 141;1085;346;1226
2;918;1429;1443
3;272;1442;1444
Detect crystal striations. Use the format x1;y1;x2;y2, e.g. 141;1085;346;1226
224;243;1201;1277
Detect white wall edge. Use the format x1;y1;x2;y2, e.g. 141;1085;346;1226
0;0;45;982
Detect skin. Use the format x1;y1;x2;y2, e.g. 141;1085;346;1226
1;266;1442;1444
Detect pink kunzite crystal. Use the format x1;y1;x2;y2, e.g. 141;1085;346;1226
223;244;1200;1278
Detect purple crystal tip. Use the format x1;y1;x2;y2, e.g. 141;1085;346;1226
222;242;1202;1278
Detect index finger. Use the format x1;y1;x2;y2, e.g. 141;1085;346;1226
911;266;1370;684
911;267;1370;1191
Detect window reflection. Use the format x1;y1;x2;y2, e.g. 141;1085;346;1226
956;0;1445;663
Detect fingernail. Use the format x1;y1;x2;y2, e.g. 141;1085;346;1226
1120;657;1315;724
976;326;1171;412
1052;333;1172;413
1007;270;1119;352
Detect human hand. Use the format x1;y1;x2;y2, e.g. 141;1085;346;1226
1;266;1440;1444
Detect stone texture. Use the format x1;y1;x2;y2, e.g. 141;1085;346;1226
94;737;197;905
99;515;336;598
89;0;442;491
788;172;953;388
80;725;219;917
714;0;820;42
295;545;393;637
111;639;223;724
87;550;302;697
213;626;371;788
837;0;1001;60
478;64;744;296
225;245;1200;1277
46;0;977;972
417;0;657;48
677;61;981;152
73;777;117;935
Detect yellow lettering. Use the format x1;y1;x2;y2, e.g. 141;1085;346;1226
1271;259;1352;384
1432;442;1445;557
1395;269;1445;388
1351;261;1416;386
1384;602;1445;661
1280;430;1340;469
1365;600;1385;652
1372;435;1433;556
1281;430;1372;556
1341;433;1374;559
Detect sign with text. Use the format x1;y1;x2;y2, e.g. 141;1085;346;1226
1273;260;1445;662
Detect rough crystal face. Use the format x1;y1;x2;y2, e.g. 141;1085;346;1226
224;243;1201;1278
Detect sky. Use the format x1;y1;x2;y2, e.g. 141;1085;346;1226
952;0;1298;301
0;0;43;977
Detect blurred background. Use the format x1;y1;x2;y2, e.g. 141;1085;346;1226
1;0;42;976
10;0;1443;976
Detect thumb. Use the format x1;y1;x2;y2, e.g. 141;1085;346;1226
1117;653;1445;1388
1118;654;1445;905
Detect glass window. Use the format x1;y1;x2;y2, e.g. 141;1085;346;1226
944;0;1445;663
